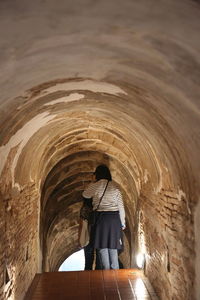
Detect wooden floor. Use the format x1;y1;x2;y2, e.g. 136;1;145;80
25;269;160;300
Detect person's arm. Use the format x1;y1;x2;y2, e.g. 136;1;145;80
82;182;95;199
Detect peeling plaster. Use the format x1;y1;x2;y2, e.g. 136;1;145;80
0;112;56;186
44;92;85;106
177;189;186;201
177;189;191;215
144;169;149;184
146;142;163;194
42;80;127;96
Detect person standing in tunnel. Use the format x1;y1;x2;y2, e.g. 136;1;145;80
82;164;126;270
79;176;101;270
79;197;95;270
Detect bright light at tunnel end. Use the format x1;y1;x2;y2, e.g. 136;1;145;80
136;253;145;269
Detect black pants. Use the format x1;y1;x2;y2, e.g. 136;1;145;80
84;244;101;270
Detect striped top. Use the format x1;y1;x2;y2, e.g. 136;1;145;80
82;179;125;226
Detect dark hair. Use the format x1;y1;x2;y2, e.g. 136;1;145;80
94;164;112;181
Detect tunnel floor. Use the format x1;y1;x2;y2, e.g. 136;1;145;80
25;269;160;300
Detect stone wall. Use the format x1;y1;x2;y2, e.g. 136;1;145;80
0;167;40;300
139;188;194;300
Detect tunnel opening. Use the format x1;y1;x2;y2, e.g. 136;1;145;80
39;149;136;273
58;249;85;272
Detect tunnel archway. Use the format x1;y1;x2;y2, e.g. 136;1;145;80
0;1;200;300
1;76;196;300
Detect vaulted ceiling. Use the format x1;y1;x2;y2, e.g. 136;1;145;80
0;1;200;300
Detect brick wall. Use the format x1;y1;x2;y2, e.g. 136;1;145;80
0;182;40;300
139;189;194;300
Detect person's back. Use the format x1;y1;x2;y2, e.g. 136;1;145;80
82;164;126;270
84;178;125;227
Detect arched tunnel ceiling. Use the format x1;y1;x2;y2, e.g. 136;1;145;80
0;0;200;281
0;78;196;194
0;77;197;272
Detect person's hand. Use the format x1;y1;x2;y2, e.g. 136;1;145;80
122;224;126;230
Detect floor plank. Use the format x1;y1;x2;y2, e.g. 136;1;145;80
25;269;160;300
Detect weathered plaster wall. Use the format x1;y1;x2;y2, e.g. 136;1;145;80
0;1;199;300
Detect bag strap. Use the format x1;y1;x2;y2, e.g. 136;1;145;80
95;180;109;211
